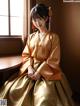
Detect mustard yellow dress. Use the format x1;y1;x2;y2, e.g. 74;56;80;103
0;31;74;106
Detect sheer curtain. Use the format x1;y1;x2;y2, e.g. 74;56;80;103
22;0;36;46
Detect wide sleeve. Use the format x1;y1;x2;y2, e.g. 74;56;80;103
36;34;61;80
19;36;33;75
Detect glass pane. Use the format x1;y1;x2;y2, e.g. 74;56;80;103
11;17;23;35
0;0;8;15
0;16;8;35
10;0;23;16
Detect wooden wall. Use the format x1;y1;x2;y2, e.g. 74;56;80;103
36;0;80;94
0;38;23;56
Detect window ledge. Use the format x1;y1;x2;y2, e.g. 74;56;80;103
0;36;22;39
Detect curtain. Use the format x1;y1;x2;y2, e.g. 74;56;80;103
22;0;36;46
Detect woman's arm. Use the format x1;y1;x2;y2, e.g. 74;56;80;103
34;34;61;80
19;36;34;75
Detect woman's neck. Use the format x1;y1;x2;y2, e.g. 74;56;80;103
39;27;48;34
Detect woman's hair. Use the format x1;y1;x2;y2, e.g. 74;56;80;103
30;4;49;20
30;4;49;29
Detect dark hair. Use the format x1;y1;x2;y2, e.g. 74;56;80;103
30;4;49;19
30;4;49;29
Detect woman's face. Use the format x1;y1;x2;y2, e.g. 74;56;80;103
32;17;46;30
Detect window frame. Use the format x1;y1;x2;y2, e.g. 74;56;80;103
0;0;23;37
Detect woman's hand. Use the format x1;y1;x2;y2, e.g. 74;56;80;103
28;66;35;77
30;72;41;80
28;66;41;80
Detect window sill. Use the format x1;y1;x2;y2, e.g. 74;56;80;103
0;36;22;39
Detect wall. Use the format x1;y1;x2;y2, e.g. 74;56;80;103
36;0;80;94
0;38;23;56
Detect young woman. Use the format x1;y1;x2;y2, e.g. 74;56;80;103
0;4;74;106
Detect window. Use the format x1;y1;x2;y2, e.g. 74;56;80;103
0;0;23;36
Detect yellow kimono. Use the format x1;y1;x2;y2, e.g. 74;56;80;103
0;31;74;106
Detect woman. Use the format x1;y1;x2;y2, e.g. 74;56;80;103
0;4;74;106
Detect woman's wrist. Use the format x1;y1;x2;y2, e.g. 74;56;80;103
28;65;35;75
28;65;32;70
